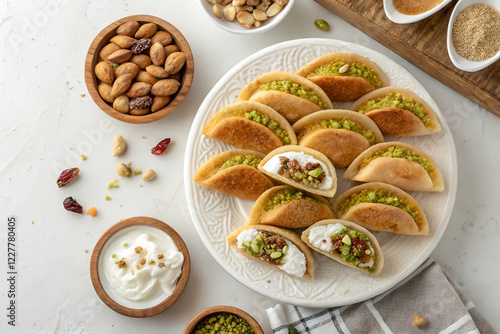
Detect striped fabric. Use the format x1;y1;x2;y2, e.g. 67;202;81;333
267;259;496;334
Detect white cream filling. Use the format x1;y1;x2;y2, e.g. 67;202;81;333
262;151;333;190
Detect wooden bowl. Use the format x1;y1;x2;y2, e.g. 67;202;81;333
84;15;194;124
183;306;264;334
90;216;190;317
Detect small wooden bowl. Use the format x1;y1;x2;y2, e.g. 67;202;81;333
183;306;264;334
90;216;190;317
84;15;194;124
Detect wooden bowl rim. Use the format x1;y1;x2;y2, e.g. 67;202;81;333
84;14;194;124
90;216;191;317
183;305;264;334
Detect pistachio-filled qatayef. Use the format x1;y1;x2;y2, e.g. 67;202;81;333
344;142;444;192
201;101;297;154
296;53;390;102
332;182;429;236
247;185;335;229
227;224;315;280
192;149;273;200
236;71;333;124
301;219;384;275
258;145;337;198
350;86;442;136
292;109;384;168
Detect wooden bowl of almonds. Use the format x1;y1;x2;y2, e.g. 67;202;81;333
85;15;194;124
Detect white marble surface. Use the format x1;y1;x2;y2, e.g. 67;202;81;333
0;1;498;333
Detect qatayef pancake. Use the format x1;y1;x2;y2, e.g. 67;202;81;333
292;109;384;168
236;71;333;124
296;53;390;102
332;182;429;236
350;86;442;136
344;142;444;192
201;101;297;154
247;185;335;229
192;149;273;200
258;145;337;198
302;219;384;275
227;224;315;280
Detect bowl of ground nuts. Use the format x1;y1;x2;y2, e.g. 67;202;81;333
85;15;194;124
198;0;295;35
183;306;263;334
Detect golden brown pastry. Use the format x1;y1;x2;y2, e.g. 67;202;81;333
227;224;315;280
236;71;333;124
344;142;444;192
302;219;384;275
332;182;429;236
296;53;389;102
292;109;384;168
350;87;442;136
192;149;273;200
201;101;297;154
247;185;335;229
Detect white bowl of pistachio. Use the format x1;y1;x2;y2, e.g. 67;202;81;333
198;0;295;35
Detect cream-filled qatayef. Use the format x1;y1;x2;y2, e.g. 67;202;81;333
247;185;335;229
296;53;390;102
236;71;333;124
192;149;273;200
201;101;297;155
344;142;444;192
350;86;441;136
227;224;315;280
258;145;337;198
292;109;384;168
332;182;429;236
301;219;384;275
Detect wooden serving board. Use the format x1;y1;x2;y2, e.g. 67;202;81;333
315;0;500;117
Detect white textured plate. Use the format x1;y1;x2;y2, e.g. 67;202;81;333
184;38;457;308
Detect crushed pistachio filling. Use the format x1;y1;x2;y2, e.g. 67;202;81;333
265;188;320;211
360;146;434;177
297;118;375;143
244;110;291;145
257;80;327;108
330;227;374;272
307;61;382;89
241;232;288;265
218;155;262;172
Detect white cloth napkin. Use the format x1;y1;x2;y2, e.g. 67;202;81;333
266;259;496;334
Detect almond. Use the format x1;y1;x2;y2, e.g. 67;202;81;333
164;52;186;74
150;42;166;66
135;23;158;39
116;21;140;36
114;62;140;78
98;83;114;103
95;62;114;84
126;82;152;98
130;54;152;69
164;44;180;57
110;35;137;49
168;71;182;82
151;79;180;97
151;31;173;46
107;49;133;64
113;95;130;114
146;65;169;79
129;107;150;116
111;73;133;98
136;71;158;85
151;96;171;112
99;43;121;61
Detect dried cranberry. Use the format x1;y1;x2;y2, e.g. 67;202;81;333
57;167;80;188
129;96;153;109
63;197;83;214
131;38;152;55
151;138;171;155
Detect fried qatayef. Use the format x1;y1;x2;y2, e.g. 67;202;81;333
296;53;389;102
292;110;384;168
247;185;335;229
350;86;442;136
202;101;296;155
258;145;337;198
344;142;444;192
302;219;384;275
193;149;273;200
332;182;429;236
227;224;315;280
236;71;333;124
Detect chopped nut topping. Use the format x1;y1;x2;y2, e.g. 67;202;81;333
118;260;127;268
157;254;164;260
136;264;142;270
140;258;147;265
135;246;143;253
159;262;166;268
148;259;156;265
130;269;135;275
